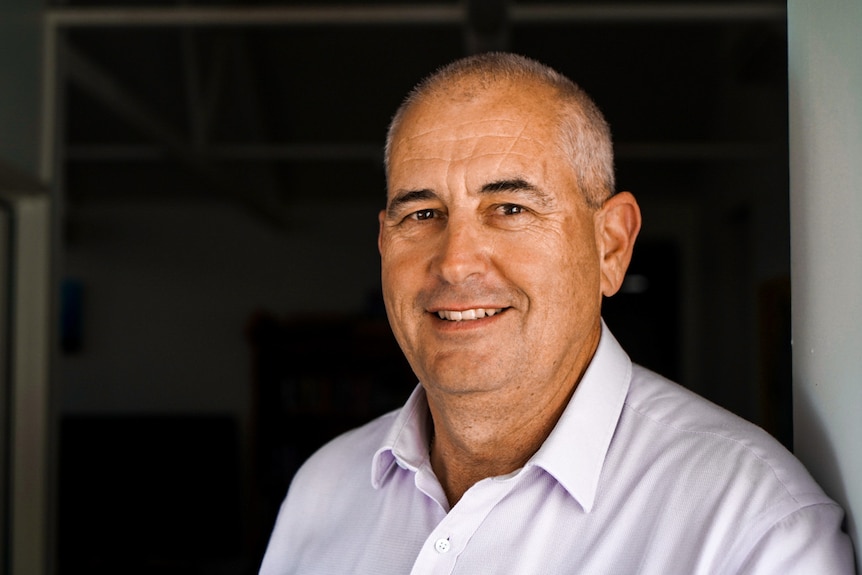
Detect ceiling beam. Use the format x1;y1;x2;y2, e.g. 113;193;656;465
64;42;293;227
511;4;786;23
46;4;785;29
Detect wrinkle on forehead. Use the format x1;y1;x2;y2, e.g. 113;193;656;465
393;150;548;166
400;116;526;135
394;134;551;165
500;121;529;158
397;117;549;148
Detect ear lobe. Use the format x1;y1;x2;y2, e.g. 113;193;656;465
596;192;641;297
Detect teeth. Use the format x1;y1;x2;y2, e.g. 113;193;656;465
436;308;502;321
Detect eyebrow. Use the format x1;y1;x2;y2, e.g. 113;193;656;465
480;178;553;208
386;178;553;217
386;188;437;217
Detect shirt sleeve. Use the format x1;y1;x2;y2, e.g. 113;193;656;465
735;502;857;574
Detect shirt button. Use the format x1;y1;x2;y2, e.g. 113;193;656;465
434;538;451;554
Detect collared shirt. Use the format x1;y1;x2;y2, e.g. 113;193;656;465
259;326;855;574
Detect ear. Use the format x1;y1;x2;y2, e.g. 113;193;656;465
596;192;641;297
378;209;386;254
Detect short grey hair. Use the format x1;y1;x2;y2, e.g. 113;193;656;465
384;52;616;208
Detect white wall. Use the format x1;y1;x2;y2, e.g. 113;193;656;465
789;0;862;558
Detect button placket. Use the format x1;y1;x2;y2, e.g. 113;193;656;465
410;472;525;575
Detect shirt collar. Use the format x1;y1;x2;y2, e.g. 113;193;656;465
371;385;431;488
371;322;632;512
528;322;632;512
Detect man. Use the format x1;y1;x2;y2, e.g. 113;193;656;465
260;53;855;574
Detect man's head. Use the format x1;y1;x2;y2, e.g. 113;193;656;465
378;53;640;404
385;52;615;209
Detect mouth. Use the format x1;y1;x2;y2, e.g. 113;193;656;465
435;307;504;322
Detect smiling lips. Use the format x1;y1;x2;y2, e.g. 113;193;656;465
436;308;504;321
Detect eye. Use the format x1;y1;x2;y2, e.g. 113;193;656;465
500;204;527;216
412;209;437;221
487;202;536;230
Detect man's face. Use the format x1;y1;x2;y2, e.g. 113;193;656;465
379;81;607;399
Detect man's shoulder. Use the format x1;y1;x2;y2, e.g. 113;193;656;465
259;407;423;575
294;408;399;481
625;365;764;435
602;365;853;573
621;365;825;500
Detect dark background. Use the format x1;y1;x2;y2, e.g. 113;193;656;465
52;1;791;572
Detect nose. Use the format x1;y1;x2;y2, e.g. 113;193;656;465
432;217;489;285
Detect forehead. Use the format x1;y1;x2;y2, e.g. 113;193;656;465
389;81;568;182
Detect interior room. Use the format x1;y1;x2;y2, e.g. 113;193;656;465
4;0;808;573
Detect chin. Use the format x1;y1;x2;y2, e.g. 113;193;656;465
420;365;513;397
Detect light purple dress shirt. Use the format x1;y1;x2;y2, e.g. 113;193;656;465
260;326;855;574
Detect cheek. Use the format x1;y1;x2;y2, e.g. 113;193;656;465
520;229;602;309
380;246;427;319
379;263;414;354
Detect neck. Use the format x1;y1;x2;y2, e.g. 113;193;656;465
426;378;577;507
